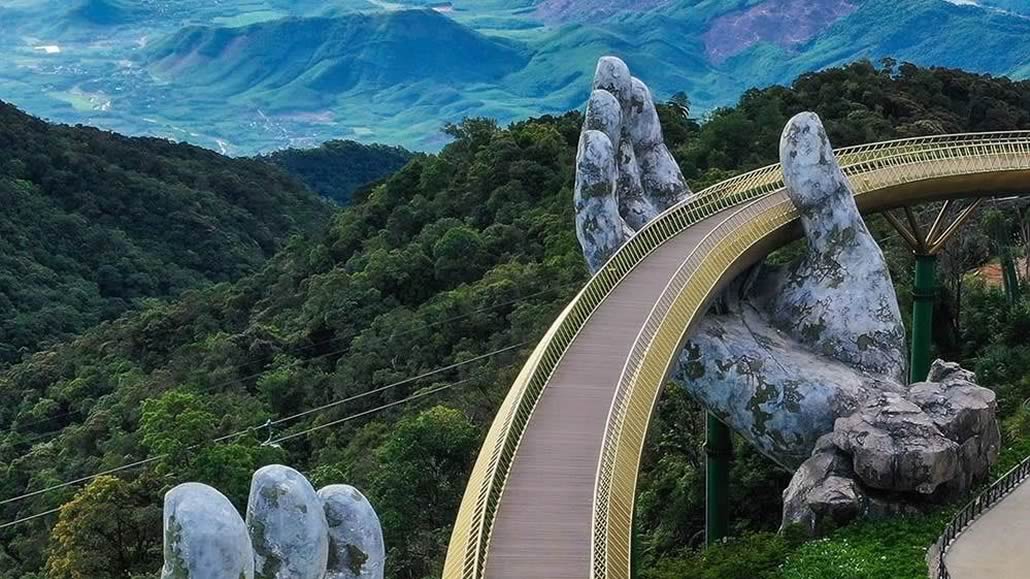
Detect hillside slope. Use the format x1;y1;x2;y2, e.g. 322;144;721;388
3;63;1030;579
0;101;329;365
262;140;414;205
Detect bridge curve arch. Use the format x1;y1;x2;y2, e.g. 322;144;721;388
443;132;1030;579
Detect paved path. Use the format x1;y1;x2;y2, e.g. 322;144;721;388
945;477;1030;578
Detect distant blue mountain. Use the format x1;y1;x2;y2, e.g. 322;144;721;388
1;0;1028;152
148;10;529;102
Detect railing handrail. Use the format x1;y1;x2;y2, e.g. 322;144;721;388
935;454;1030;579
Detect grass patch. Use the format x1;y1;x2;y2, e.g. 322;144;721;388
780;512;952;579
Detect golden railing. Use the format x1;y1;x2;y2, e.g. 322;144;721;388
443;131;1030;579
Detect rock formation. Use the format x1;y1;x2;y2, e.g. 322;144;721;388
573;56;1000;534
160;466;385;579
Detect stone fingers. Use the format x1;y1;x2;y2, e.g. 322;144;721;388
162;467;387;579
629;77;691;213
320;485;386;579
779;112;862;242
161;483;254;579
575;128;632;273
590;56;655;230
582;56;690;239
247;465;330;579
774;111;907;381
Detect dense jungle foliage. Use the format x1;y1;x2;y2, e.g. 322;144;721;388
3;60;1030;579
0;101;330;367
263;140;414;205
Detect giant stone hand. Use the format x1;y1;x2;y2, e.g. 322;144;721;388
574;57;1000;534
161;465;385;579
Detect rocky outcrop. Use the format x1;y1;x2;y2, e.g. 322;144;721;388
784;361;999;531
833;392;959;494
780;435;864;536
161;466;385;578
906;360;1000;497
572;57;1000;535
161;483;254;579
320;485;386;579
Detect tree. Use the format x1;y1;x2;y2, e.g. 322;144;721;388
669;91;691;118
433;226;487;283
139;390;282;507
139;390;218;470
45;476;161;579
368;406;478;579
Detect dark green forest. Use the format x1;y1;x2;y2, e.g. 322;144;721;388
262;140;414;205
0;102;330;366
3;61;1030;579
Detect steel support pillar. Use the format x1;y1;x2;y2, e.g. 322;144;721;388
705;412;732;546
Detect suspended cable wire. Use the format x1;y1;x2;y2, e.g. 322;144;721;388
0;371;485;531
0;340;528;510
268;342;526;427
270;379;472;445
1;281;573;438
0;507;62;530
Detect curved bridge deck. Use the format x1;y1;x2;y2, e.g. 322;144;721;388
444;133;1030;579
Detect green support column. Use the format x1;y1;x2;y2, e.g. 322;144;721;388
910;253;937;384
1001;250;1021;305
705;412;732;546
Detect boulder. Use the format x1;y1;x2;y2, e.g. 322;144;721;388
833;392;958;494
909;360;1000;495
782;435;864;535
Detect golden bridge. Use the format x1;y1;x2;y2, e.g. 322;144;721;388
442;132;1030;579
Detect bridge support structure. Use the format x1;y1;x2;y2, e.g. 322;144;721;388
883;200;982;383
705;413;732;546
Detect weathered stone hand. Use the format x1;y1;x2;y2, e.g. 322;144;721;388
573;58;1000;534
681;111;909;467
574;56;691;271
161;465;385;579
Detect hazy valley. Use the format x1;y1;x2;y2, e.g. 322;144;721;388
3;0;1030;153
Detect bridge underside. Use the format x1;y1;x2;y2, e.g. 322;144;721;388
444;135;1030;579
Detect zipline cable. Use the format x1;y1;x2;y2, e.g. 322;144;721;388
0;340;528;509
2;281;574;437
0;374;483;531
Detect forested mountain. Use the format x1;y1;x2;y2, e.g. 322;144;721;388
4;62;1030;579
0;101;329;366
263;140;414;205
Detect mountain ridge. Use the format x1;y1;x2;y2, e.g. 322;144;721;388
147;9;530;104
